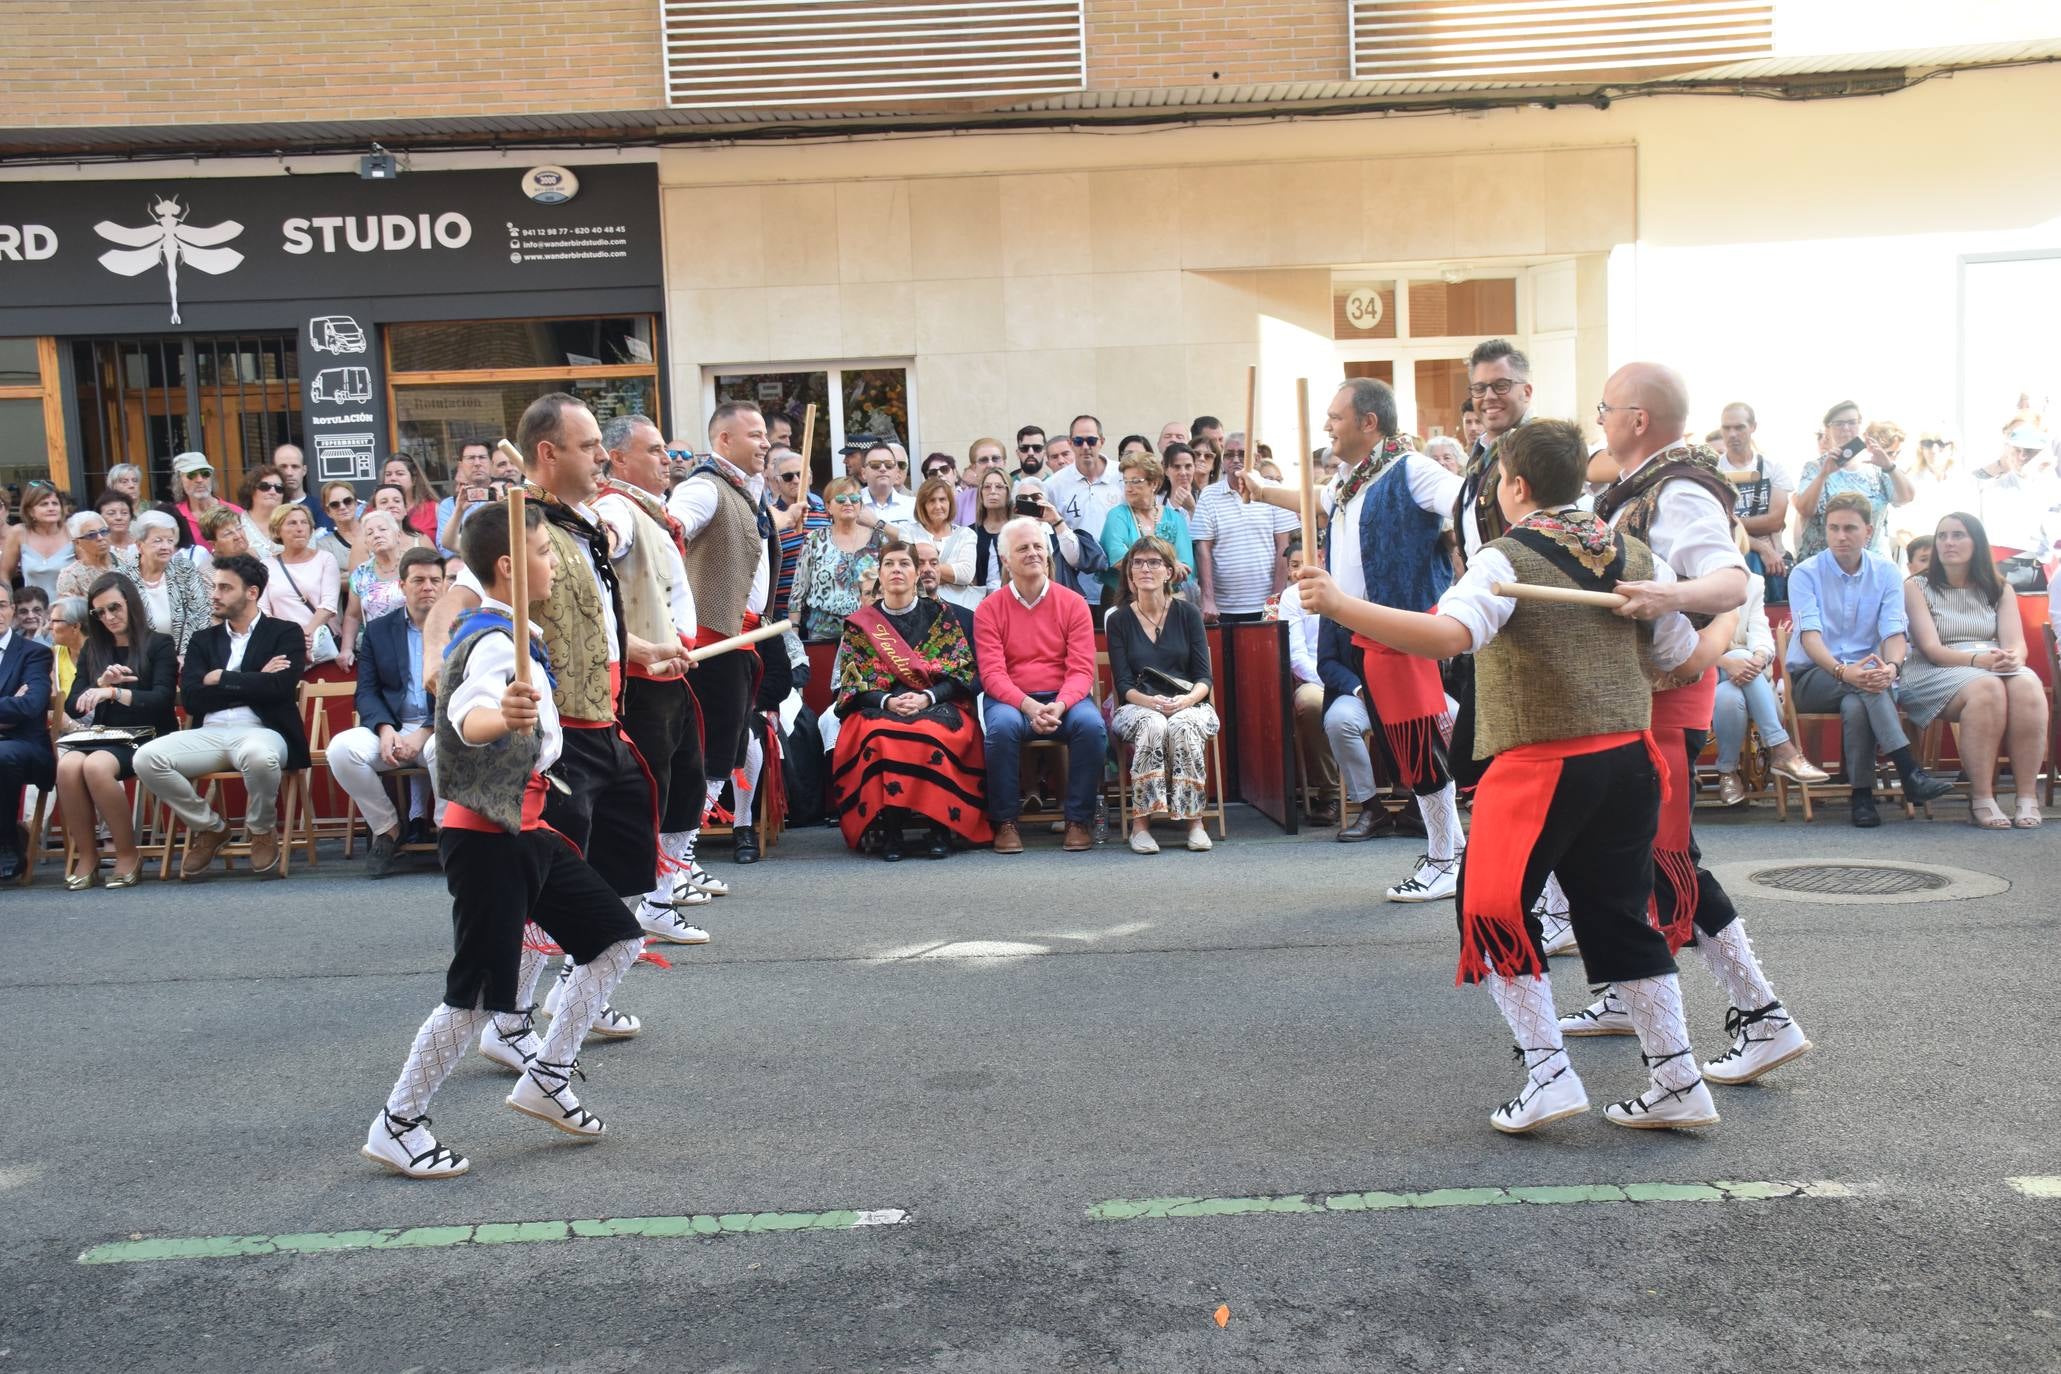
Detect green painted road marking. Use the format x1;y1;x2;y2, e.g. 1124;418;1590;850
78;1208;908;1265
1087;1180;1850;1222
2009;1177;2061;1198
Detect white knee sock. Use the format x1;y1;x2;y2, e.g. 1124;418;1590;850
1616;974;1701;1093
734;733;763;823
1538;872;1568;917
515;929;548;1010
536;939;642;1063
1694;918;1779;1011
384;1004;485;1119
1417;782;1462;862
1491;972;1569;1087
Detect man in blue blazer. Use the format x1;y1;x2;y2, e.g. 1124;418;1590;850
0;583;57;881
329;547;444;876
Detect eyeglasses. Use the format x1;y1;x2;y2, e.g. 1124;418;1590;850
182;469;213;480
831;494;863;506
76;528;110;541
1468;378;1522;398
1595;402;1646;421
326;496;355;509
775;470;802;483
91;602;125;619
1018;442;1044;454
1072;435;1101;448
254;481;284;494
1121;476;1152;488
1826;416;1862;429
1130;557;1168;571
923;466;952;478
1919;439;1952;449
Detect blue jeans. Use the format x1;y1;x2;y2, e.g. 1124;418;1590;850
1712;672;1791;771
984;693;1107;823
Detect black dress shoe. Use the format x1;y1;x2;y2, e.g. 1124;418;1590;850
0;849;23;883
1901;767;1955;805
925;826;951;860
1336;805;1394;843
880;828;903;862
1851;793;1881;828
1306;803;1340;827
733;824;760;864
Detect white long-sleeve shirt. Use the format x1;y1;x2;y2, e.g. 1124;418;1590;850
1437;546;1698;671
594;489;699;640
669;461;771;617
1320;451;1463;602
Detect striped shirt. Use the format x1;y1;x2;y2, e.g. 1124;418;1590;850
1192;480;1300;615
773;494;830;622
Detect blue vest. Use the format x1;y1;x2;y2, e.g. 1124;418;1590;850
1334;455;1451;613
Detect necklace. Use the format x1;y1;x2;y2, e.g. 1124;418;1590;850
1134;598;1170;638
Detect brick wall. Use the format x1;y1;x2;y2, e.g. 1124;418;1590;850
0;0;664;128
1086;0;1349;90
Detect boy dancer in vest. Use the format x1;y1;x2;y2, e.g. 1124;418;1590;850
1565;362;1812;1087
1298;420;1723;1132
1242;379;1467;902
363;503;646;1178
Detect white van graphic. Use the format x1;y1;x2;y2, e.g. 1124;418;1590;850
309;315;367;354
310;366;372;404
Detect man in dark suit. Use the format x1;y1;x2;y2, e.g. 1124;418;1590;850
330;547;444;876
0;583;56;881
133;553;309;879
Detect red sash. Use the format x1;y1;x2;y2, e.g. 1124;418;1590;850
1646;667;1716;950
441;774;552;835
1352;630;1451;790
691;609;762;652
846;605;945;693
562;662;623;728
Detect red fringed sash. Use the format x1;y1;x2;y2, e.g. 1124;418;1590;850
1647;669;1717;952
1353;634;1451;791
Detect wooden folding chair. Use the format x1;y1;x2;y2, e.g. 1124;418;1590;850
1103;650;1229;840
295;678;360;860
155;770;307;880
1769;623;1912;821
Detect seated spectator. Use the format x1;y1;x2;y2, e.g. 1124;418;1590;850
97;488;138;558
1901;512;2050;829
1193;437;1298;624
1784;493;1953;827
0;582;55;882
1792;400;1911;560
829;539;990;861
1904;535;1934;577
1711;569;1829;805
48;595;86;723
793;477;890;641
1099;450;1194;601
56;509;119;602
54;574;178;889
237;464;286;559
1974;427;2058;558
973;516;1105;854
1277;540;1336;823
2;480;72;600
314;481;361;568
114;511;212;658
905;475;975;601
331;547;446;874
133;553;310;878
13;585;51;646
339;511;414;668
952;466;1014;611
261;504;342;664
1104;536;1218;855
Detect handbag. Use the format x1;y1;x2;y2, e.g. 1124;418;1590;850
1139;665;1194;697
276;558;341;663
60;724;155;750
1998;554;2048;595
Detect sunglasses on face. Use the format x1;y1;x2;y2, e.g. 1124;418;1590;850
182;470;213;481
1920;439;1951;449
1018;442;1044;454
775;471;802;482
832;494;863;506
1072;435;1101;448
254;481;283;493
77;528;110;541
92;602;124;619
326;496;355;509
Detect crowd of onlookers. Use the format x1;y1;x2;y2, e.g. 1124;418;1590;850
3;384;2056;883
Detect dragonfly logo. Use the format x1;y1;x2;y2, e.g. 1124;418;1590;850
93;196;244;325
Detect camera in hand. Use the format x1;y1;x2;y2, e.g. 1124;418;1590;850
1013;494;1045;517
1838;436;1868;464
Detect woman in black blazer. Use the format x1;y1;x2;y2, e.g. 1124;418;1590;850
56;572;179;889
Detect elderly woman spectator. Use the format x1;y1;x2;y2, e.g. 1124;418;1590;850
55;509;118;601
114;509;211;657
952;466;1016;611
1792;399;1912;560
792;476;889;641
1100;450;1194;603
381;456;440;540
1710;569;1830;806
313;481;360;567
1901;512;2049;829
105;463;144;504
193;504;249;572
363;483;435;568
829;538;991;861
261;503;342;663
54;573;178;889
1424;435;1467;476
2;479;72;597
237;464;286;558
49;594;87;716
905;475;975;600
338;510;411;668
1103;534;1218;854
96;489;138;557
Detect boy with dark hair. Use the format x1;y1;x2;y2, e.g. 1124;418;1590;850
1298;419;1726;1135
361;502;646;1179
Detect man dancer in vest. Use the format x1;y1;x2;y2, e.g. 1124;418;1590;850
1566;361;1813;1086
1246;378;1466;900
667;400;775;883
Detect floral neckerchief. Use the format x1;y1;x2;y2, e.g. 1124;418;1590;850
1332;436;1411;514
1512;506;1617;577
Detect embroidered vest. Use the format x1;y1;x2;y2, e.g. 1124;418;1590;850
678;469;762;638
1472;531;1657;758
596;482;685;673
529;498;617;722
1595;443;1739;630
1340;452;1451;612
433;628;541;834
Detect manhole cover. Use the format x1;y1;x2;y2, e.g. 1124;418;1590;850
1751;864;1950;896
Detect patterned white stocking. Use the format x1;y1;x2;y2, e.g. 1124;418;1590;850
1539;872;1568;917
1492;972;1569;1086
1616;974;1701;1093
383;1004;486;1120
733;732;763;824
536;938;642;1064
1694;918;1779;1011
1417;782;1462;863
515;929;548;1009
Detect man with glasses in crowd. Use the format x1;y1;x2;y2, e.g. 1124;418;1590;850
767;445;830;623
859;442;917;528
168;451;238;550
1013;425;1047;480
1045;415;1123;612
0;582;55;881
1193;430;1297;626
436;441;496;558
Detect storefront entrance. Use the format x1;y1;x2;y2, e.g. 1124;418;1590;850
71;333;300;503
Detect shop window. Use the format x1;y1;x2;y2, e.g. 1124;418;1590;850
70;335;297;503
0;398;52;506
392;376;660;485
0;338;37;388
0;337;68;501
1413;358;1470;442
708;362;912;489
388;317;656;374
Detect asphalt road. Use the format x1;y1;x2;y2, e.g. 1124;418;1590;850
4;804;2058;1372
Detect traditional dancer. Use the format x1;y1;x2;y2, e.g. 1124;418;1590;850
362;502;644;1178
1297;420;1722;1131
1564;362;1813;1086
668;400;776;880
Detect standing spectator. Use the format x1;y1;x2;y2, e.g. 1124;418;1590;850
271;443;330;532
105;463;144;504
1162;442;1201;520
1901;512;2049;829
1012;425;1047;481
1894;431;1974;553
196;506;247;570
1792;400;1912;560
330;547;446;874
2;479;71;598
1193;435;1298;623
1424;436;1466;476
134;553;310;879
339;511;413;667
97;489;138;557
54;574;177;889
314;481;361;568
435;441;495;557
382;457;440;542
115;511;211;658
1118;434;1152;460
958;437;1007;524
1103;536;1217;854
1784;493;1953;826
792;477;889;642
1157;420;1189;454
1098;450;1194;600
56;509;117;601
236;464;286;559
1191;415;1225;458
951;467;1014;611
1974;428;2058;558
907;476;974;600
168;452;239;548
857;443;916;528
261;504;342;665
0;582;56;882
1718;402;1793;596
1046;414;1122;611
766;446;830;623
1710;569;1829;805
366;485;435;567
1042;433;1076;478
974;516;1106;854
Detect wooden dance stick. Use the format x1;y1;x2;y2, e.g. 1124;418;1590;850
685;618;794;664
1489;580;1627;609
503;483;532;696
798;402;818;494
1238;364;1257;503
1722;468;1760;484
1295;377;1317;552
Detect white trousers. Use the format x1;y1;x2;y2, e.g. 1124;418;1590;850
134;725;287;834
328;725;439;836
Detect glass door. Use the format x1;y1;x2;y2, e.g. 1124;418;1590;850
705;361;913;490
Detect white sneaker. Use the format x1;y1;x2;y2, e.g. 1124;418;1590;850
1385;855;1459;903
1535;900;1578;957
685;863;729;898
639;904;712;944
360;1109;469;1178
588;1005;642;1040
1603;1074;1719;1130
1701;1002;1812;1085
1490;1060;1590;1134
477;1012;540;1074
1185;824;1212;852
1128;828;1159;854
1559;989;1634;1037
542;962;571;1019
665;880;714;909
506;1060;606;1137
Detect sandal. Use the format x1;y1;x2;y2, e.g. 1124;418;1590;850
2014;799;2044;829
1969;798;2011;830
